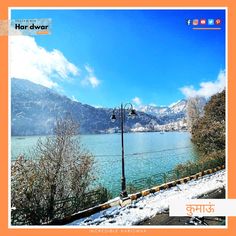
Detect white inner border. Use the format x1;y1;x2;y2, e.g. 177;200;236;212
8;6;228;230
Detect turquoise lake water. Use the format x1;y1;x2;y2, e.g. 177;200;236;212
11;132;198;196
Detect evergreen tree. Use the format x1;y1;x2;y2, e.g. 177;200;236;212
191;90;225;161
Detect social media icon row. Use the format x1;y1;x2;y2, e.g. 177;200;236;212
187;19;221;26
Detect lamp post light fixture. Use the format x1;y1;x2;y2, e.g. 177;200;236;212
110;103;137;199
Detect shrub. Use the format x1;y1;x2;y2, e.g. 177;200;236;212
11;117;97;225
191;90;225;160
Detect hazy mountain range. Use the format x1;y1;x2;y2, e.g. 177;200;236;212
11;78;188;136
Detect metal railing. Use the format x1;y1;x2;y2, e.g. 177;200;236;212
126;159;225;194
11;187;109;225
11;158;225;225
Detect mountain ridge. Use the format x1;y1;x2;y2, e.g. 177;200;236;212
137;99;187;117
11;78;188;136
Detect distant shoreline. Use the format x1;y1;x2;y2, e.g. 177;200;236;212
11;130;189;138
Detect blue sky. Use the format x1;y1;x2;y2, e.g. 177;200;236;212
10;9;226;108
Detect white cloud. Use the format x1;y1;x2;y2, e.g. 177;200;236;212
132;97;142;106
180;70;226;98
84;64;94;74
81;64;101;88
9;36;79;88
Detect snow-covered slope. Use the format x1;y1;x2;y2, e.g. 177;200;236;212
139;106;170;116
69;170;225;226
138;99;187;117
169;99;187;113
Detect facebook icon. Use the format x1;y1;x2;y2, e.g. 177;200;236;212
186;19;191;26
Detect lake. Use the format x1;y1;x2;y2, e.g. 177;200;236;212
11;132;198;196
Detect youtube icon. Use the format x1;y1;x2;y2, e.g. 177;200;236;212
200;19;207;25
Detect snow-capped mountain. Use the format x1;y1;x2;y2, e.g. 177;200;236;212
138;99;187;117
139;106;170;116
11;78;163;135
11;78;194;136
169;99;187;113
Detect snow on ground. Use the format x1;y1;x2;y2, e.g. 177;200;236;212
68;170;226;226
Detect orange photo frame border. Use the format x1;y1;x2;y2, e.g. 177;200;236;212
0;1;235;236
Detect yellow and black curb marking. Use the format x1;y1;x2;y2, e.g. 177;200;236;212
129;165;225;201
46;165;225;225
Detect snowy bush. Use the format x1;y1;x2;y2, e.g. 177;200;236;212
11;117;98;225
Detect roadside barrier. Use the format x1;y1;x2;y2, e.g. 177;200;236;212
46;165;225;225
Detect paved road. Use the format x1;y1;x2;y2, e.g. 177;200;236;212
138;187;225;226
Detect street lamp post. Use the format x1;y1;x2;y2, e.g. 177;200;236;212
110;103;137;199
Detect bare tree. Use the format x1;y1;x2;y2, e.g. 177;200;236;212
187;96;206;132
11;117;96;225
